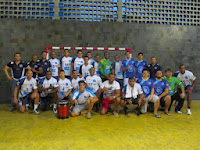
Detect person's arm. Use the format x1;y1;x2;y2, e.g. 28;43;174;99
14;86;19;104
4;65;13;81
64;88;72;97
99;59;105;76
158;89;169;99
45;87;58;94
112;62;115;75
176;78;185;99
121;61;129;72
191;79;197;91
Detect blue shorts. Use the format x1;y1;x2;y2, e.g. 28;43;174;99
18;93;32;106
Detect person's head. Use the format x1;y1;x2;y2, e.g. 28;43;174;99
32;54;37;62
151;57;157;64
142;69;149;78
41;51;47;59
179;64;185;74
95;54;100;62
128;77;135;87
51;51;56;59
84;56;89;64
115;55;120;62
108;74;115;83
165;68;173;78
26;70;33;79
138;52;143;60
87;52;92;58
156;70;163;79
104;52;109;59
78;80;86;92
59;70;65;79
14;53;21;61
72;70;78;78
46;71;52;80
64;49;69;57
125;51;130;59
90;67;95;76
77;50;83;58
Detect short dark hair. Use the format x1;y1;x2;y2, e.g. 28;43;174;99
72;70;77;73
142;69;149;73
41;51;46;54
87;52;91;54
156;69;162;73
125;51;130;54
14;52;21;57
60;70;65;73
95;54;100;57
138;52;143;56
151;56;156;59
128;77;135;81
64;49;69;52
104;52;108;55
78;80;86;85
165;68;172;73
179;64;185;69
84;56;89;59
77;50;82;54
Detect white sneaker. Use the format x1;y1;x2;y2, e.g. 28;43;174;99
113;111;119;117
176;111;182;114
33;109;40;115
187;109;192;115
53;108;57;114
87;112;91;119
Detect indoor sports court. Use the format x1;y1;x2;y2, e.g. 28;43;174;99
0;0;200;150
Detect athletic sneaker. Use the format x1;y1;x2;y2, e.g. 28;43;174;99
113;111;119;117
87;112;91;119
9;106;16;111
175;110;182;114
33;109;40;115
134;107;142;116
53;108;57;114
154;114;161;118
187;109;192;115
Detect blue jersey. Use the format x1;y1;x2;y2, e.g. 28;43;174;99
153;79;169;96
134;60;147;79
121;58;135;78
137;78;154;97
37;59;51;77
7;61;28;80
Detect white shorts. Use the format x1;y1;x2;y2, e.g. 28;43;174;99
147;95;159;103
73;103;88;114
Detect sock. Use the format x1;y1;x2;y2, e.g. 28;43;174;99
34;104;38;110
53;104;57;109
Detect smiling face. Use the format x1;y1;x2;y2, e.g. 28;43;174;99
179;65;186;74
90;68;95;76
79;82;86;92
14;53;21;61
128;78;135;87
51;51;56;59
156;70;163;79
165;71;172;78
142;70;149;78
46;71;52;80
26;70;33;79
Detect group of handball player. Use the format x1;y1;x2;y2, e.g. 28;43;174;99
4;49;196;119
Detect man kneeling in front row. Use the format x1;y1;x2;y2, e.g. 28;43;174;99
14;70;40;114
71;80;98;119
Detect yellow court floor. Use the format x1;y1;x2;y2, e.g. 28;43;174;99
0;102;200;150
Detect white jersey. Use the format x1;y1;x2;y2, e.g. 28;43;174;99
60;56;73;76
72;57;84;74
89;58;95;65
16;77;37;98
49;58;60;77
92;61;100;75
72;89;95;104
79;64;93;78
71;77;85;90
122;83;143;99
113;61;123;79
177;70;196;87
101;80;120;98
86;75;102;93
57;78;72;99
39;77;58;97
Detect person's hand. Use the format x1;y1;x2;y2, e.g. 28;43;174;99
64;93;69;97
148;96;153;102
103;87;108;91
8;76;13;81
32;68;37;72
108;96;114;101
14;98;18;104
126;65;130;69
180;93;185;99
48;85;53;89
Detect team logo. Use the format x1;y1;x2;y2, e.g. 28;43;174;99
156;87;162;95
84;96;87;98
128;65;133;72
185;76;188;79
81;61;83;63
148;82;151;85
65;83;68;86
138;66;143;73
34;65;38;68
69;60;71;62
30;84;32;87
44;62;47;65
170;82;174;85
143;86;150;94
161;82;164;86
55;62;57;64
93;79;96;82
19;64;23;68
154;67;157;69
